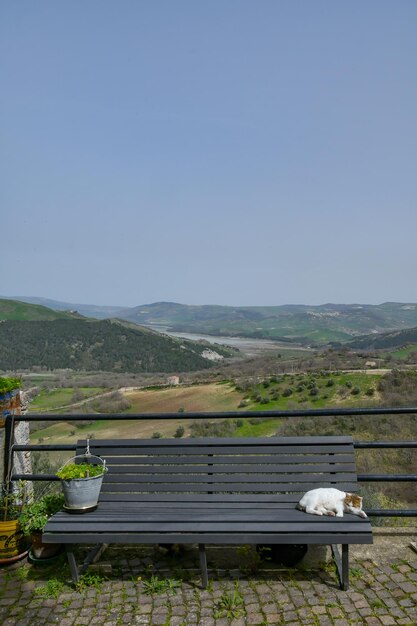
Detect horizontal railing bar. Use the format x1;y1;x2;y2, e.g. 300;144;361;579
11;442;417;452
17;406;417;421
12;438;417;452
367;510;417;516
354;442;417;448
11;474;417;483
12;474;59;481
358;475;417;481
12;444;77;452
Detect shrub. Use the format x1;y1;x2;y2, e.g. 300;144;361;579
174;426;185;438
20;494;65;535
0;376;21;394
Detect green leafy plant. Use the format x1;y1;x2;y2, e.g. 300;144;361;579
75;571;107;592
20;493;64;535
142;574;181;595
56;463;106;480
0;376;21;395
34;578;65;599
214;589;245;620
0;481;28;521
350;567;364;579
237;544;263;574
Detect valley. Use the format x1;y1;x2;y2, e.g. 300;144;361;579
26;368;404;444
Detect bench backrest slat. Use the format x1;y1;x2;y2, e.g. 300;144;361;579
76;436;357;497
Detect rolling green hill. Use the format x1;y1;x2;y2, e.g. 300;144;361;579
115;301;417;345
346;326;417;351
0;318;235;373
0;296;122;319
0;298;79;321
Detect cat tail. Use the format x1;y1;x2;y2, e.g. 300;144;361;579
295;503;304;511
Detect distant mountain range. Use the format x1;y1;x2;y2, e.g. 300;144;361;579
4;296;417;345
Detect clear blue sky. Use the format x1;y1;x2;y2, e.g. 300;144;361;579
2;1;417;307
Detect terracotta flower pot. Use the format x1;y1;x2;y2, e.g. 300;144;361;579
30;531;62;560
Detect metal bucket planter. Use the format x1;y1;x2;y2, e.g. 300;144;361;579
58;455;107;513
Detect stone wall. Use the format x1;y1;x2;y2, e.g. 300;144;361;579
0;389;32;490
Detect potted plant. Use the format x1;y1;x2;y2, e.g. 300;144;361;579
0;484;28;564
1;378;28;563
20;493;64;560
0;376;21;427
56;457;107;512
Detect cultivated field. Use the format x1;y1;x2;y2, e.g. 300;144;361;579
29;383;247;446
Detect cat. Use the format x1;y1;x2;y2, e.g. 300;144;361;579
296;487;367;518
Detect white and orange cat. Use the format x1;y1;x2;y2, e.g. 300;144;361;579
296;488;367;518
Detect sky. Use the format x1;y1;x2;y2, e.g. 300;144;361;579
1;1;417;308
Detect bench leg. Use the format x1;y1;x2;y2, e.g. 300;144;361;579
331;544;349;590
66;547;80;584
199;544;208;589
66;544;108;584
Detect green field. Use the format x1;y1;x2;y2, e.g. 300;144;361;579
389;344;417;360
233;417;283;437
30;387;106;411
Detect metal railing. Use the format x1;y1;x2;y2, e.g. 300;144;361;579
3;407;417;518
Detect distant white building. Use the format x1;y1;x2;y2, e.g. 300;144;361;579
167;376;180;386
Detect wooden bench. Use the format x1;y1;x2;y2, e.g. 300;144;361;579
43;435;373;589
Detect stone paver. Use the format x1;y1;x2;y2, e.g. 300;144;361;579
0;546;417;625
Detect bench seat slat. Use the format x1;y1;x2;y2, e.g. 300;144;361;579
98;493;350;502
46;522;369;532
47;508;370;525
44;531;373;545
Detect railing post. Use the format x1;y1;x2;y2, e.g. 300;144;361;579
2;413;15;496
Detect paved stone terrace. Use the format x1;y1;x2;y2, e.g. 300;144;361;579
1;542;417;626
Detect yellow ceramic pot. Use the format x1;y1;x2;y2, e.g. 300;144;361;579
0;519;27;561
